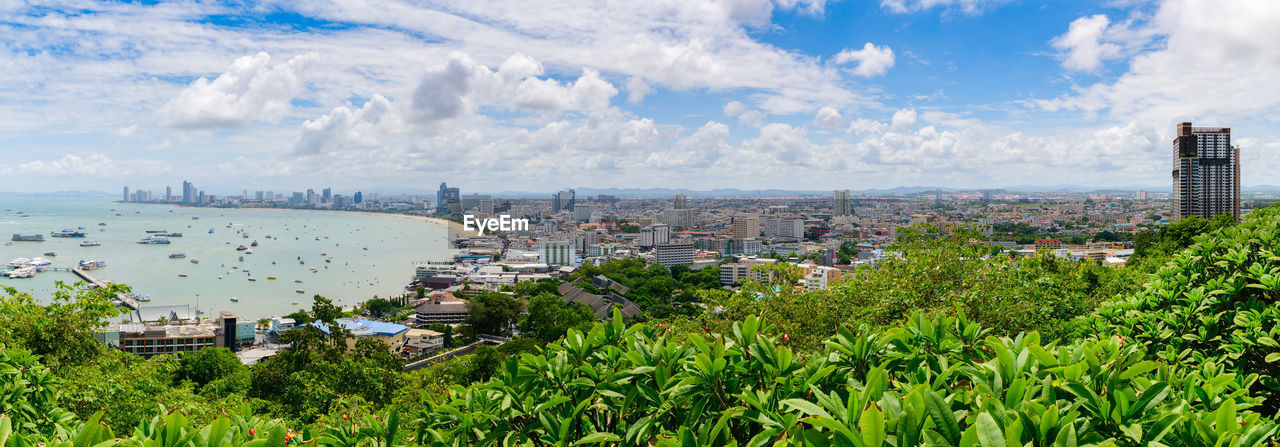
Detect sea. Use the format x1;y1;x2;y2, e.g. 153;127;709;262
0;197;456;320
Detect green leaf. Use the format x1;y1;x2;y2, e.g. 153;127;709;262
574;432;622;445
924;390;961;446
975;412;1006;447
860;404;886;447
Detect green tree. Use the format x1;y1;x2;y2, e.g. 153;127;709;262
177;347;245;388
521;293;594;343
465;292;524;336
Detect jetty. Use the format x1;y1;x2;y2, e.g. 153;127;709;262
70;267;140;310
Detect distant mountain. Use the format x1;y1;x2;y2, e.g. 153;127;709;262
0;190;112;197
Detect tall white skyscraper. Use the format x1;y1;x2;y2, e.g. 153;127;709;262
1173;122;1239;222
833;190;850;216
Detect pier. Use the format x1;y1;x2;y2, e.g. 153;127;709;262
70;267;140;310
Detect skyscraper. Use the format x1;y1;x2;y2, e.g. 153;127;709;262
322;188;331;204
436;183;459;214
833;190;850;216
166;186;172;201
354;191;362;204
553;189;576;212
182;181;195;203
674;193;689;209
123;186;129;202
732;214;760;239
1173;122;1239;222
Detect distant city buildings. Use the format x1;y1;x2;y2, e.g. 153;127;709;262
674;193;689;209
553;189;576;212
732;214;760;239
1172;122;1239;222
437;182;460;214
655;241;695;267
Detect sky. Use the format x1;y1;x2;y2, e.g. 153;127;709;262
2;0;1279;194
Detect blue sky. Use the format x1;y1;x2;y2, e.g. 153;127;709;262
1;0;1278;194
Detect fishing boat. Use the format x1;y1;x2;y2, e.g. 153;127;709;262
248;278;256;282
178;274;187;278
294;280;302;283
251;240;259;247
235;245;248;251
245;250;253;254
296;289;305;294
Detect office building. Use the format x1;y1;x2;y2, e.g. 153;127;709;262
166;186;172;201
762;216;804;239
1173;122;1239;222
640;224;671;247
553;189;576;212
732;214;760;239
436;183;460;214
354;191;362;204
655;241;695;267
674;194;689;209
573;204;594;222
182;181;195;203
663;208;695;228
833;190;850;216
728;238;762;256
981;190;993;202
322;188;331;204
122;186;129;202
539;240;577;266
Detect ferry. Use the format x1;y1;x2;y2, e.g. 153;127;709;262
51;230;87;238
7;258;31;267
12;234;45;242
137;236;171;245
29;257;52;266
169;253;186;259
80;241;101;247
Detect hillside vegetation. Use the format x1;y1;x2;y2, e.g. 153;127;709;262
2;206;1279;445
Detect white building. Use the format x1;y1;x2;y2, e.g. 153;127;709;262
762;216;804;239
640;224;671;247
663;208;695;228
719;257;778;285
655;241;695;267
573;204;595;222
539;240;577;266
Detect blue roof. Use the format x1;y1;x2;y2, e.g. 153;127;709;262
306;318;408;337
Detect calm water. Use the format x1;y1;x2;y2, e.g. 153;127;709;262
0;197;455;320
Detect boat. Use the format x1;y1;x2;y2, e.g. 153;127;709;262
178;274;187;277
169;253;186;259
248;278;256;282
137;236;171;244
77;226;85;230
192;216;199;220
78;260;106;270
294;280;302;283
98;223;106;226
292;301;300;305
12;234;45;242
3;242;10;246
267;276;277;280
190;259;199;264
29;257;52;266
251;240;258;247
299;260;305;265
235;245;247;251
245;250;253;254
325;258;332;263
208;229;215;234
156;232;182;237
7;258;31;267
80;241;101;247
145;230;167;234
239;256;245;261
43;252;56;257
230;297;239;302
296;289;305;294
51;230;87;238
315;237;320;241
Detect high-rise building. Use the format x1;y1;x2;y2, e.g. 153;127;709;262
640;224;671;247
436;183;459;214
553;189;576;212
674;194;689;209
1173;122;1239;222
123;186;130;202
573;204;594;222
663;208;695;228
981;190;993;202
182;181;195;203
166;186;172;202
354;191;363;204
322;188;332;204
732;214;760;239
655;241;695;267
538;240;577;266
1135;190;1148;201
833;190;850;216
762;216;804;239
306;189;317;206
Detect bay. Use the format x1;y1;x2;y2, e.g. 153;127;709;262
0;197;455;320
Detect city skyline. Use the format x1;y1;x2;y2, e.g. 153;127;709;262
2;0;1279;192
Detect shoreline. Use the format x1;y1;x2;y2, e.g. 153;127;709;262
126;201;465;232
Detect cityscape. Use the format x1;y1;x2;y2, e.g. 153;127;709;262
3;0;1280;445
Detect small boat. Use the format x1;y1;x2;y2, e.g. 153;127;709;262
245;250;253;254
145;230;167;234
251;240;258;247
208;229;215;234
97;223;106;226
192;216;199;220
232;266;238;269
178;274;187;277
190;259;199;264
238;256;244;261
236;245;248;251
296;289;305;294
43;252;56;257
169;253;186;259
267;276;277;280
292;301;300;305
80;241;101;247
248;278;256;282
294;280;302;283
299;260;305;264
230;297;239;302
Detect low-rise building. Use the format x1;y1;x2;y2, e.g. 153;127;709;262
414;294;470;325
402;328;446;356
308;318;410;353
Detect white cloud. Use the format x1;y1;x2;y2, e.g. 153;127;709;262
723;100;765;127
114;124;138;138
159;52;314;128
833;43;895;77
891;109;917;131
514;69;619;115
295;95;400;156
813;106;846;130
625;77;654;104
1037;0;1280;129
3;154;170;177
1051;15;1122;72
880;0;1012;15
